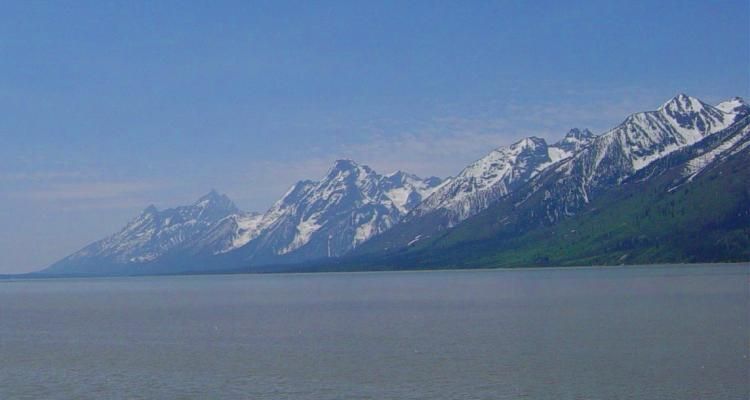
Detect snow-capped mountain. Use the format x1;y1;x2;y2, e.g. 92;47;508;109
195;211;265;254
716;97;749;114
44;94;748;275
46;190;240;273
45;161;441;274
234;160;443;264
551;128;597;154
532;94;749;222
420;94;748;227
581;94;743;173
381;171;444;213
356;94;748;254
676;115;750;186
360;113;750;270
410;128;597;226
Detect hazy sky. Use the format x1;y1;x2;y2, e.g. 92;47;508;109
1;1;748;273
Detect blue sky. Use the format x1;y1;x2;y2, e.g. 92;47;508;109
1;1;748;273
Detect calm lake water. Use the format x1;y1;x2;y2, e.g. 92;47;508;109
1;264;748;399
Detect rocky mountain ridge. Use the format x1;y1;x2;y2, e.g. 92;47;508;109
44;94;749;274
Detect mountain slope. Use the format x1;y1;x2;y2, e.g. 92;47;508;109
356;95;749;255
45;191;240;274
43;94;749;275
43;161;442;274
502;94;748;226
234;160;443;265
410;129;597;226
353;129;597;255
334;114;750;270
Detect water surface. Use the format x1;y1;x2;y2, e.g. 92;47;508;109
1;264;748;399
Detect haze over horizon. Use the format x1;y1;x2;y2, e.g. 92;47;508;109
1;1;749;273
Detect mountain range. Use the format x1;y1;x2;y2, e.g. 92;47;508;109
43;94;750;275
46;160;443;274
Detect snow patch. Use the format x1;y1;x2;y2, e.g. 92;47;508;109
683;126;750;181
279;217;321;255
407;235;423;246
353;212;379;246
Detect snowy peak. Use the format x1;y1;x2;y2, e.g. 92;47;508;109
195;189;232;205
314;159;383;208
412;135;560;225
716;97;749;115
383;170;442;191
193;190;240;217
500;136;540;151
211;159;442;259
326;159;372;178
382;170;444;213
131;190;237;229
598;94;744;172
563;128;595;141
656;93;729;134
461;136;548;179
330;158;359;170
384;170;418;185
512;136;547;152
551;128;597;157
658;93;704;114
317;159;384;204
46;93;750;274
55;191;244;266
411;95;736;227
374;94;750;257
525;94;750;225
659;94;748;122
509;137;551;167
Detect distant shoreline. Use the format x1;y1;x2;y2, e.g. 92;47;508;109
2;261;748;281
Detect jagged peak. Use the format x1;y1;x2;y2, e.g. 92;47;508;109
332;158;358;169
385;170;420;182
193;190;238;213
382;170;443;189
552;128;596;153
508;136;547;152
196;189;224;202
326;159;373;178
658;93;706;114
455;136;546;180
563;128;595;140
386;169;408;178
196;188;221;201
516;136;546;145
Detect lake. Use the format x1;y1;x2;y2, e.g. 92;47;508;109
1;264;748;399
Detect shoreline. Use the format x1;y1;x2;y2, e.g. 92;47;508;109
2;261;748;281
